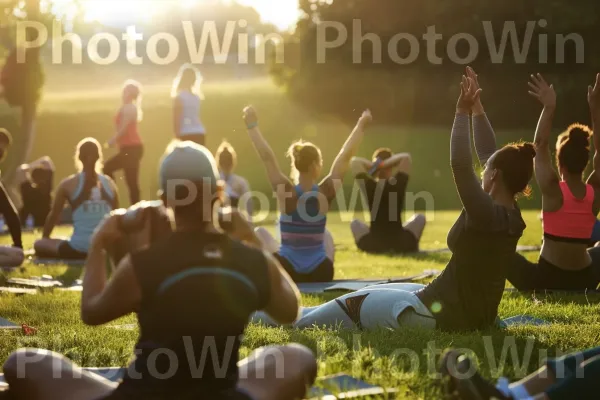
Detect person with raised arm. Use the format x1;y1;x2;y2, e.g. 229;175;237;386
507;73;600;291
2;141;317;400
246;106;371;283
350;148;426;254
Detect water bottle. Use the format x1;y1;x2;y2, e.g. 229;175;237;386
0;216;5;232
26;215;34;229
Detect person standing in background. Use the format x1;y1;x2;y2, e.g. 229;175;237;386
172;64;206;146
104;80;144;206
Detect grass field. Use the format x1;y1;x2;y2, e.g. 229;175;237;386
0;78;598;398
1;211;599;399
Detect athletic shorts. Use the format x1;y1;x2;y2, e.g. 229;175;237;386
356;229;418;254
273;253;334;283
179;133;205;147
507;253;600;291
58;241;87;260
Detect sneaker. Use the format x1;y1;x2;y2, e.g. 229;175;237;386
439;350;512;400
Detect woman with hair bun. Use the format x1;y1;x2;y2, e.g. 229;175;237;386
243;106;371;283
34;138;119;260
507;74;600;291
104;80;144;206
216;141;252;217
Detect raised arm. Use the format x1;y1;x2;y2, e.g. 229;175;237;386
42;180;68;238
243;106;294;195
528;74;561;204
15;156;55;186
466;67;497;165
381;152;412;176
452;77;495;224
328;110;371;181
350;157;372;176
0;182;22;248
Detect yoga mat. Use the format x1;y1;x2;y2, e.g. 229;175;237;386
419;245;541;255
298;270;439;294
504;288;600;294
23;250;86;267
0;318;19;329
0;370;394;399
498;315;550;328
6;278;63;289
0;287;37;295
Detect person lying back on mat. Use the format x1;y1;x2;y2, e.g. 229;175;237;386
15;156;54;228
507;74;600;291
439;346;600;400
34;138;119;260
0;128;25;267
247;106;371;283
414;68;534;331
1;141;317;400
216;140;252;218
350;148;426;254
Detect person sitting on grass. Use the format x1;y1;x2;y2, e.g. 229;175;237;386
350;148;426;254
1;141;317;400
216;140;252;218
0;128;24;267
256;69;535;333
507;74;600;291
439;346;600;400
15;156;54;228
34;138;119;260
246;106;372;283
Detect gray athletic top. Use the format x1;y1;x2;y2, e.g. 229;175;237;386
417;113;526;331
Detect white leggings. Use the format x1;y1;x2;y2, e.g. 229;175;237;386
252;283;436;331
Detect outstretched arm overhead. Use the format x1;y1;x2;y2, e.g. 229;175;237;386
528;73;560;207
587;74;600;213
381;152;412;176
321;110;371;198
243;106;295;205
467;67;497;165
452;77;495;224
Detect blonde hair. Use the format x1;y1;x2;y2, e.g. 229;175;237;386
171;64;204;99
123;79;143;122
286;140;322;184
74;137;103;173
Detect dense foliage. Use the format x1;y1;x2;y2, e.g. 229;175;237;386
272;0;600;129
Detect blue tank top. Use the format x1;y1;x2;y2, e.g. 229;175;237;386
278;185;327;273
69;174;114;252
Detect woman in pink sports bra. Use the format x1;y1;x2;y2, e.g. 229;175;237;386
507;74;600;291
104;80;144;206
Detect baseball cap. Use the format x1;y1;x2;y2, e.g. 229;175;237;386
159;141;220;198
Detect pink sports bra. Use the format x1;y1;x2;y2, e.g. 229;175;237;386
543;181;595;243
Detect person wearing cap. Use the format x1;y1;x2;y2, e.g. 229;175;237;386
350;148;426;254
0;128;25;267
2;140;317;400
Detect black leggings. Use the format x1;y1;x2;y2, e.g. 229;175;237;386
104;145;143;206
546;346;600;400
507;250;600;291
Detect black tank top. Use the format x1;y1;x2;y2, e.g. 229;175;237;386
116;230;270;398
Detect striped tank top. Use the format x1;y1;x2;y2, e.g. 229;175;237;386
69;173;114;252
278;185;327;273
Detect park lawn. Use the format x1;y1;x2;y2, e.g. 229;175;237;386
0;210;599;399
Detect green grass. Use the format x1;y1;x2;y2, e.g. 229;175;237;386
1;211;599;399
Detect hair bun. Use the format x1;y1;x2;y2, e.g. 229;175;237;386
517;142;536;159
567;124;592;148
